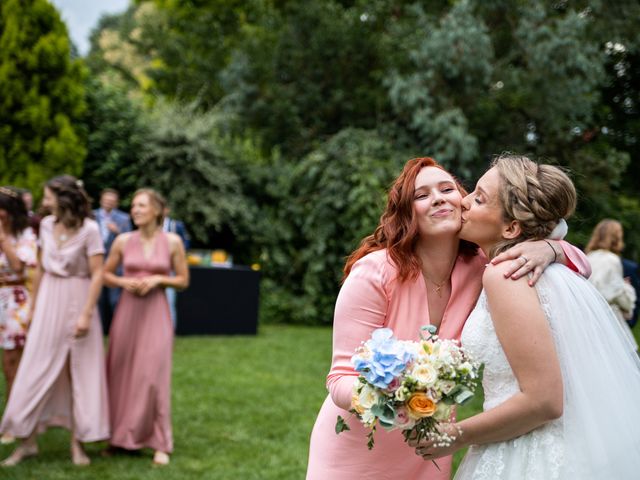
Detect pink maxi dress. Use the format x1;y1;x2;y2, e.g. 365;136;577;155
0;216;109;441
306;246;590;480
106;231;173;453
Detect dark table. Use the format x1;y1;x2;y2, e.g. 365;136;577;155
176;265;260;335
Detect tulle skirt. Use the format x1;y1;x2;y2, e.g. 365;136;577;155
456;265;640;480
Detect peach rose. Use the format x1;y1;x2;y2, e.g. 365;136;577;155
407;392;437;419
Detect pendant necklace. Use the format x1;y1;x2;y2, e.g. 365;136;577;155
423;258;456;298
426;277;447;297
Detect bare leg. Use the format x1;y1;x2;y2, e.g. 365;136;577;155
0;431;38;467
70;435;90;466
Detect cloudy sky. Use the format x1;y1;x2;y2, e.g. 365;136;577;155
49;0;130;55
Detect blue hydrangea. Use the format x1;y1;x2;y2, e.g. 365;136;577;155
352;328;415;389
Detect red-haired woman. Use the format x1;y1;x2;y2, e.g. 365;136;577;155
306;158;591;479
1;176;108;466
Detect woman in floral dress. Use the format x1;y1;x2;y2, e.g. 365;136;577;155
0;187;37;421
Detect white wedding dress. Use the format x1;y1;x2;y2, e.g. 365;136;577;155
455;265;640;480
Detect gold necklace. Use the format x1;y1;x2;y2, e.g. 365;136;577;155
422;259;456;298
425;276;448;297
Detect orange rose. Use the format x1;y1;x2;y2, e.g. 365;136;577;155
407;392;437;418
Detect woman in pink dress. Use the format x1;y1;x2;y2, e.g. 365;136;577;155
1;176;109;467
306;157;590;479
103;188;189;466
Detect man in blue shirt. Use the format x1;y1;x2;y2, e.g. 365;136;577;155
94;188;132;334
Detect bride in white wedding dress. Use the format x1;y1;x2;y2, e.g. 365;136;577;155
413;154;640;479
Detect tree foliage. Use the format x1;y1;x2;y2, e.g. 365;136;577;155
80;77;149;203
135;101;258;247
73;0;640;324
0;0;86;193
260;128;408;324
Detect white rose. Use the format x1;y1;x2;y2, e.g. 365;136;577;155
410;363;438;387
358;383;380;409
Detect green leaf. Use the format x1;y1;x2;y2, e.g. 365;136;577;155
335;415;351;434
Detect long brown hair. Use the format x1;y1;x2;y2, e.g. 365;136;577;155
343;157;476;281
46;175;92;229
0;186;29;236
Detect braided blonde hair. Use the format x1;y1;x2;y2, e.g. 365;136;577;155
491;154;576;258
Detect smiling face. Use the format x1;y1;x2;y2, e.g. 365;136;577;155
131;192;159;228
460;167;509;255
413;166;463;240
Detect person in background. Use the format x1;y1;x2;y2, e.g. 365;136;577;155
162;206;190;329
104;189;189;466
0;187;37;445
0;176;109;467
622;257;640;328
585;219;637;350
18;189;41;237
94;188;132;334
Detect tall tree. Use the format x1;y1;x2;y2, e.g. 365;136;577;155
0;0;86;192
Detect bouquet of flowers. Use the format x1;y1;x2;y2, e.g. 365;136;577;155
335;326;480;453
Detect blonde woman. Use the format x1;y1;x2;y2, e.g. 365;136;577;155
103;189;189;465
585;219;637;350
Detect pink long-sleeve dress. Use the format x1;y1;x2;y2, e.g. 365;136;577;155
306;245;590;480
106;231;173;453
0;216;109;441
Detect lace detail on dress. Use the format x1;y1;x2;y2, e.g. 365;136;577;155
457;289;565;480
461;291;519;410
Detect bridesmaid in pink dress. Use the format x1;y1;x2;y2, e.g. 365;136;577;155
1;176;109;467
103;188;188;466
306;157;590;480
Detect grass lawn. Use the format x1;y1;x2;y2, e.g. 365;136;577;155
1;323;637;479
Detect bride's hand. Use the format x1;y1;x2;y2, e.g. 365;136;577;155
413;423;464;460
491;240;559;286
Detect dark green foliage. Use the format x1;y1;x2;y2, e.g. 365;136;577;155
0;0;86;193
259;129;407;325
76;0;640;324
135;101;258;247
80;77;149;203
